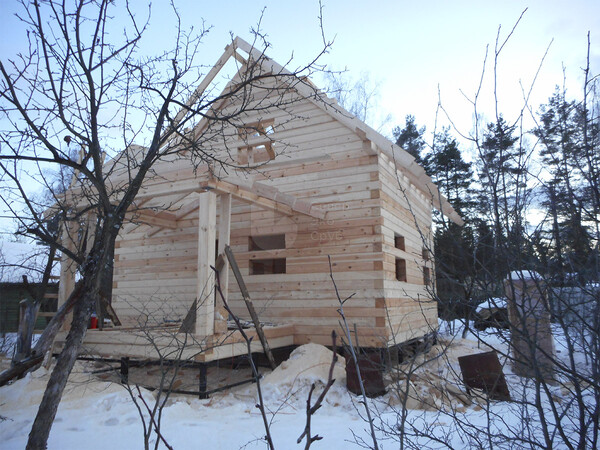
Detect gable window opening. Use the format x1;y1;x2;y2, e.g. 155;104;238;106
238;119;275;165
239;120;275;139
395;258;407;282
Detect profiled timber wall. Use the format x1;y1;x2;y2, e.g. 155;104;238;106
109;89;439;348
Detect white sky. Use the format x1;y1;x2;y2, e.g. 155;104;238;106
0;0;599;236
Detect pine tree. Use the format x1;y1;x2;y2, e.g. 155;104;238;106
425;128;476;218
475;115;525;282
424;128;478;330
393;115;426;165
535;89;595;283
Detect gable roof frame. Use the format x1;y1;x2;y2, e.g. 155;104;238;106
179;37;463;225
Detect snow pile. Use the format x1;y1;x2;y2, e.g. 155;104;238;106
507;270;542;281
476;297;507;312
0;362;147;449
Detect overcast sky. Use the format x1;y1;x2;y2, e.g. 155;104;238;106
0;0;598;237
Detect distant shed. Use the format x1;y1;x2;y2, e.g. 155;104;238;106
0;241;58;333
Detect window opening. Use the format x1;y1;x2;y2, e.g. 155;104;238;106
238;120;275;164
250;258;286;275
422;246;430;260
249;234;285;251
423;266;431;286
394;234;405;251
395;258;407;282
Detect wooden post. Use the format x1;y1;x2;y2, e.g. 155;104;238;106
196;191;216;336
57;220;78;331
505;272;555;381
12;299;40;364
84;213;105;329
224;245;276;370
215;193;231;334
120;357;129;384
198;363;208;399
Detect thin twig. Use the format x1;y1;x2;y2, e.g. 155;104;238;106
328;256;379;449
297;331;338;449
212;266;275;450
135;385;174;450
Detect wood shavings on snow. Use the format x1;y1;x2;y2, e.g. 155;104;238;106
263;343;345;388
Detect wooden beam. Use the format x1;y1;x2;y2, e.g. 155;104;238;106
132;211;177;229
196;192;216;336
224;245;276;370
174;194;201;220
215;193;232;334
170;44;236;132
201;177;327;220
142;193;197;238
57;221;78;331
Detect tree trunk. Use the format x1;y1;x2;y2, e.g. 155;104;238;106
0;282;83;387
26;288;95;450
26;235;116;450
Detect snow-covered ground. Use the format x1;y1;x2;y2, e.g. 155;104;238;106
0;321;596;449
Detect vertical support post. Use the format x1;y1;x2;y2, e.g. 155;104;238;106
120;357;129;384
198;363;208;399
12;299;40;364
57;220;78;331
215;193;232;334
196;191;216;336
505;273;555;381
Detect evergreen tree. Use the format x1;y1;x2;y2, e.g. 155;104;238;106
535;89;596;283
424;128;478;331
475;115;526;281
393;115;426;165
425;128;476;218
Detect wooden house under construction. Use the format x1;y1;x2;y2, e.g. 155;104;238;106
55;37;462;365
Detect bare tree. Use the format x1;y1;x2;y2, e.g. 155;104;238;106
339;9;600;450
0;1;331;448
324;70;392;133
414;10;600;450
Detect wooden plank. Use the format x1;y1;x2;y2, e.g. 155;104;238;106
201;178;327;220
224;245;276;370
13;299;40;363
196;192;216;336
132;210;177;229
215;193;231;334
57;221;78;331
170;44;235;130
